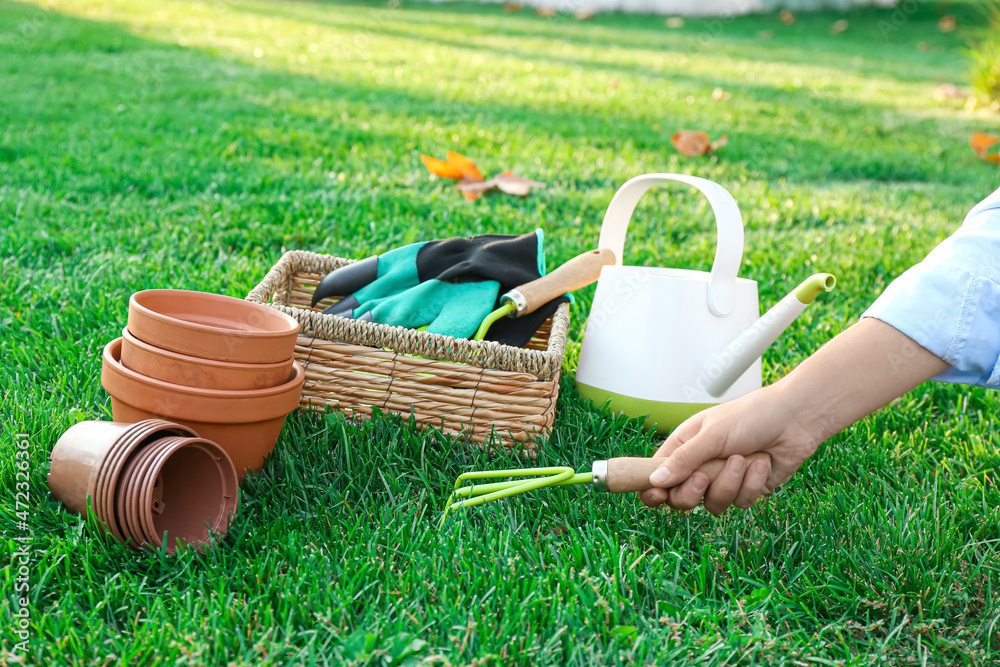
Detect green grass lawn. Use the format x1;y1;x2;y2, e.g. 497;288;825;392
3;0;1000;663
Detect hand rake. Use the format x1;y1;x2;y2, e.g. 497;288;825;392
440;453;770;525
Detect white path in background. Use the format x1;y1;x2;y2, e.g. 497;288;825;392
421;0;897;17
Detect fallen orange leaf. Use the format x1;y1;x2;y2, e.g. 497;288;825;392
423;151;545;200
446;151;485;182
420;154;464;180
970;132;1000;164
536;7;556;16
671;130;727;157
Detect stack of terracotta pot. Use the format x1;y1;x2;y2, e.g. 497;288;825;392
48;420;239;553
101;289;304;478
48;289;304;552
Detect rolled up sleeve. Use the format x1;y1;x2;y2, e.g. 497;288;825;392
862;188;1000;389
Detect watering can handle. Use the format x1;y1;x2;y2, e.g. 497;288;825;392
598;173;745;316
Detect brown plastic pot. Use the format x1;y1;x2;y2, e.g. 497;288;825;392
129;436;184;549
140;437;239;553
120;327;294;391
116;437;176;548
97;420;197;543
101;338;304;478
115;444;148;546
128;289;300;364
48;421;137;515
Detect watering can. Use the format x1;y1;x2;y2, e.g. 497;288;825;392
575;174;836;433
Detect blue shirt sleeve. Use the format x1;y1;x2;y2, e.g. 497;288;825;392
862;187;1000;389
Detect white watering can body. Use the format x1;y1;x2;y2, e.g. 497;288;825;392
576;174;835;433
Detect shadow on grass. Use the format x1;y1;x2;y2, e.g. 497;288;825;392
0;0;989;207
228;0;976;83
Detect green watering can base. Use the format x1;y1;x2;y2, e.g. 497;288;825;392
575;383;714;434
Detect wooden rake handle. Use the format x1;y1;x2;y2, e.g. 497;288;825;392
594;452;772;493
501;248;616;317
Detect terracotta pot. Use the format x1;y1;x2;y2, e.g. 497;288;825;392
101;338;304;478
128;289;299;364
120;327;294;391
48;421;136;515
97;420;197;543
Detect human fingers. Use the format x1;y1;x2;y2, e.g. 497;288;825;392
639;487;668;508
702;455;747;514
641;418;704;506
734;458;771;509
651;414;704;458
664;471;711;511
765;463;795;494
649;428;725;489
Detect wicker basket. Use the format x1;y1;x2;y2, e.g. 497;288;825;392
246;250;569;453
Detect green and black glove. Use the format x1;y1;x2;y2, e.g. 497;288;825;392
310;231;566;346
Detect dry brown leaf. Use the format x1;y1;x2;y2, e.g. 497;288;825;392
938;15;956;32
575;9;595;19
932;83;966;101
502;2;523;11
831;19;849;34
970;132;1000;164
672;131;710;156
780;10;795;24
671;130;727;157
494;171;546;196
456;178;494;197
536;6;557;16
420;154;464;180
425;150;545;200
456;171;546;197
446;151;484;182
458;177;485;200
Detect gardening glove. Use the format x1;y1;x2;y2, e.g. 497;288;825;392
311;231;567;346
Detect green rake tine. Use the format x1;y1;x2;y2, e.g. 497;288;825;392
439;467;593;527
450;466;582;487
449;472;593;500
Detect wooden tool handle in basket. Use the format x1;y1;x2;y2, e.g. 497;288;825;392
595;452;771;493
501;248;616;317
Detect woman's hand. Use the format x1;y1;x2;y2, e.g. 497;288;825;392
639;384;823;512
639;318;950;514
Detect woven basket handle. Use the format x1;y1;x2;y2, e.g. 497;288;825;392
597;173;745;316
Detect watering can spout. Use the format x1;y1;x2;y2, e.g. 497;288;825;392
702;273;836;398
